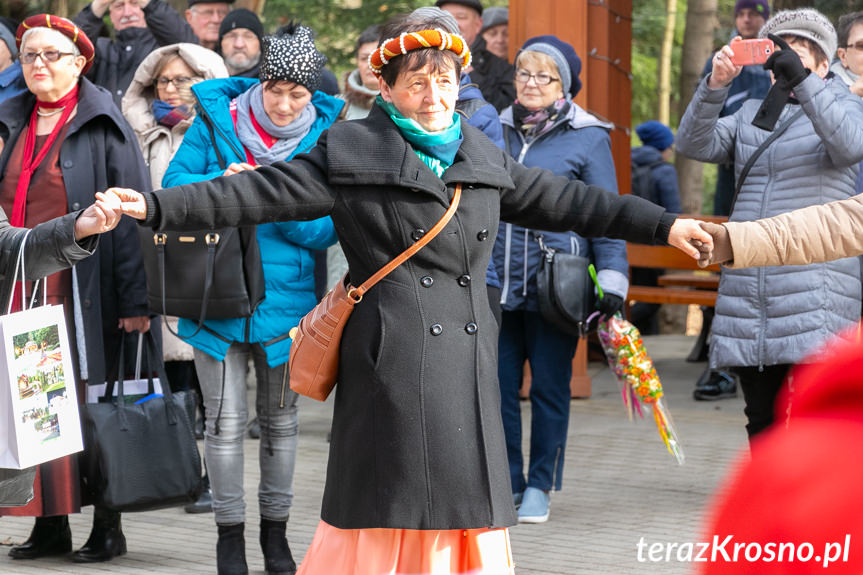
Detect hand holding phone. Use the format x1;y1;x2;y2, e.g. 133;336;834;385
728;38;774;66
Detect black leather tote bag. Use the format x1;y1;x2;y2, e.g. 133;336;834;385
79;332;202;512
535;234;594;336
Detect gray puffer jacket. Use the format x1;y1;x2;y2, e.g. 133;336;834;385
678;73;863;368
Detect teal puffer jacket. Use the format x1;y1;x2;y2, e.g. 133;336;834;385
162;77;342;366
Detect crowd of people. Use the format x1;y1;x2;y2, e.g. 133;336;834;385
0;0;861;574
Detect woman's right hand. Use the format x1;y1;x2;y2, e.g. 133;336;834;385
223;162;257;177
707;42;743;90
100;188;147;220
697;222;733;268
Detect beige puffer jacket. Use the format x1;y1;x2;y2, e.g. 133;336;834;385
725;194;863;268
122;43;228;189
122;44;228;362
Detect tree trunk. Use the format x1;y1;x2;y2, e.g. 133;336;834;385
675;0;718;214
658;0;678;124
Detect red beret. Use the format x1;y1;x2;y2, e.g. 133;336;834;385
16;14;95;74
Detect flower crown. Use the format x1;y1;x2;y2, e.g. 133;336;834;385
369;29;472;76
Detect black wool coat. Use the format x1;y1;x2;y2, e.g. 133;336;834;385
143;104;673;530
0;78;151;387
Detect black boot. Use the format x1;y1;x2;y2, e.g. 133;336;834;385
185;472;213;514
72;506;127;563
8;515;72;559
693;368;739;401
217;523;248;575
260;519;296;575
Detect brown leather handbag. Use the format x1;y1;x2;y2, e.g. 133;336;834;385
288;184;463;401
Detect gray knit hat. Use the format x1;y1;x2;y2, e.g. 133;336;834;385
759;8;837;62
481;6;508;33
409;7;460;35
260;23;326;93
0;22;16;60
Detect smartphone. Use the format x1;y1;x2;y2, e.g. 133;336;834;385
728;38;774;66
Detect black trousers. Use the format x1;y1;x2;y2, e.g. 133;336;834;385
731;364;792;444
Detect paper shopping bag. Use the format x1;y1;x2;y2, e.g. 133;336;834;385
0;305;83;469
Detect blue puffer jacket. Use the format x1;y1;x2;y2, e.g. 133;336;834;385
492;103;629;311
162;77;342;366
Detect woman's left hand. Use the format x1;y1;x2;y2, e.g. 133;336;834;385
118;316;151;333
74;194;123;239
668;218;714;259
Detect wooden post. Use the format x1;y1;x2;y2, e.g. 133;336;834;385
510;0;632;398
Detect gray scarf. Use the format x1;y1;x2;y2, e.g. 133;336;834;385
235;83;317;166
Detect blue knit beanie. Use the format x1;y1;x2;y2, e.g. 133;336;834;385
636;121;674;151
519;35;582;98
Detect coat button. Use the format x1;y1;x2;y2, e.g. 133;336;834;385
83;298;92;308
411;228;426;241
71;202;81;210
63;160;73;168
465;322;478;335
457;274;471;287
477;229;489;241
420;276;434;288
430;324;443;336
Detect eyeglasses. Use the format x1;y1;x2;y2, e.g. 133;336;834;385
514;69;559;86
19;50;75;65
191;6;229;19
156;76;194;88
846;42;863;51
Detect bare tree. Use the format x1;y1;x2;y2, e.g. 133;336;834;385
675;0;718;214
658;0;678;124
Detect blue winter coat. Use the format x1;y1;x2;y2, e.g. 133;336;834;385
493;104;629;310
631;145;682;213
162;77;342;366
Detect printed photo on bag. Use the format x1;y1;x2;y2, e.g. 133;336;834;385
0;306;83;469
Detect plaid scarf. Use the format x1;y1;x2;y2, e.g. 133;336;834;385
152;100;193;128
511;98;571;142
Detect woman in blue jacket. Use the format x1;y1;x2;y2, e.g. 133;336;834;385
161;24;341;575
492;36;628;524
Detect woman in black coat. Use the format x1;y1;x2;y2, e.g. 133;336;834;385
110;15;711;574
0;15;151;564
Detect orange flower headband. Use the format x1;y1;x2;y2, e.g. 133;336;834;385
369;29;472;76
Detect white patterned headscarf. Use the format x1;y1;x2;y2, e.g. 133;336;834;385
260;22;327;93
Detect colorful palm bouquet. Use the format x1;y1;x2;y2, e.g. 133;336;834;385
590;266;685;464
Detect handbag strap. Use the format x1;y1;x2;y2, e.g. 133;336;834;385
731;107;804;213
349;183;462;302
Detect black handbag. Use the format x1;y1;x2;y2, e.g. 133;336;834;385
138;110;265;334
79;332;202;512
535;234;594;336
139;225;265;329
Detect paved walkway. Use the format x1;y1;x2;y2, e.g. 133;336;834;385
0;335;749;574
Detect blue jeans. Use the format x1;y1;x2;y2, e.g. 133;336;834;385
194;343;299;525
498;310;577;493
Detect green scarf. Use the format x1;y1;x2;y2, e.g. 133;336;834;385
376;95;463;177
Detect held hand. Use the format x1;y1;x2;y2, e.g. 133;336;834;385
668;218;714;259
708;44;743;89
75;194;122;239
118;316;151;333
104;188;147;220
223;162;257;177
764;34;808;89
697;222;733;268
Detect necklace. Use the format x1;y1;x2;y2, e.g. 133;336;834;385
36;106;65;117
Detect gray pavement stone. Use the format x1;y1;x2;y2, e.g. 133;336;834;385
0;335;749;574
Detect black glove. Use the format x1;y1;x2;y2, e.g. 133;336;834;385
597;293;624;319
763;34;809;90
753;34;808;131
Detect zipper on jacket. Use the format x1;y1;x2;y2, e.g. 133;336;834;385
522;228;529;297
500;224;513;306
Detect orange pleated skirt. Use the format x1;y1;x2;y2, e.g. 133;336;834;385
297;520;515;575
